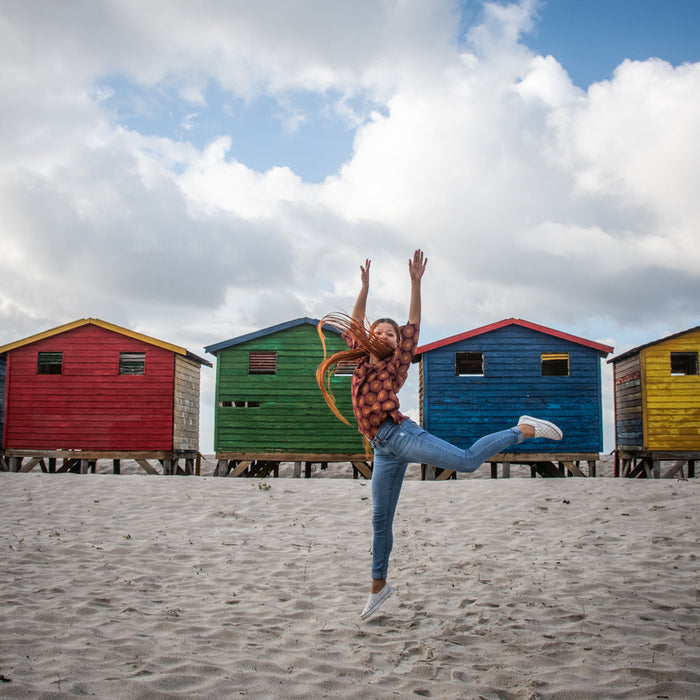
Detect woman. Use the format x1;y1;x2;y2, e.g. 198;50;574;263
317;250;563;620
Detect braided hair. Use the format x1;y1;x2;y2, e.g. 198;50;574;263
316;313;400;425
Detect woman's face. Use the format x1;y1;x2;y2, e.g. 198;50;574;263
373;322;399;349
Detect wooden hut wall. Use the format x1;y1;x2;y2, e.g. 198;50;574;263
641;329;700;450
612;352;643;450
0;355;6;446
421;325;604;453
213;324;364;453
172;354;202;452
3;325;176;451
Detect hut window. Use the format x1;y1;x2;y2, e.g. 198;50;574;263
119;352;145;375
219;400;261;408
248;351;277;374
671;352;699;376
456;352;483;376
37;351;62;375
334;360;356;376
542;353;569;376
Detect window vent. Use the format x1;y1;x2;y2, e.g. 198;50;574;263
248;351;277;375
542;353;569;376
37;351;63;375
334;361;356;376
219;400;261;408
671;352;699;376
119;352;146;375
456;352;484;376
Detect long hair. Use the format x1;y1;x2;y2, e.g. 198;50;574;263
316;313;399;426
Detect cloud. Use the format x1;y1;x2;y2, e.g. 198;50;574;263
567;60;700;230
177;137;306;218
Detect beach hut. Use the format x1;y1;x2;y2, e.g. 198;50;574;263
608;325;699;478
414;318;613;478
0;354;6;470
0;318;211;475
204;317;370;478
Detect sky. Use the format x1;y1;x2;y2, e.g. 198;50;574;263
1;0;699;453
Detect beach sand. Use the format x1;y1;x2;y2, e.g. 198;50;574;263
1;472;698;699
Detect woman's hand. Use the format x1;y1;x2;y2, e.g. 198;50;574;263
407;249;426;324
352;259;371;322
408;249;427;283
360;259;371;288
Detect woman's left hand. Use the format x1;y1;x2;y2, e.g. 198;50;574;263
408;249;427;282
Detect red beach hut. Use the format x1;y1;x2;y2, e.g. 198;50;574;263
0;318;211;475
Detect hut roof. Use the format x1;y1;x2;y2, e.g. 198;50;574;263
0;318;211;366
205;317;339;355
607;325;700;364
414;318;613;360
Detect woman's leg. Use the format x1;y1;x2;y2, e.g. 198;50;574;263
370;447;408;581
386;418;523;474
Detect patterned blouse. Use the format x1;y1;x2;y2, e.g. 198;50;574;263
344;322;420;440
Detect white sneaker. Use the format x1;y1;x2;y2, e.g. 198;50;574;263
360;584;394;620
518;415;563;441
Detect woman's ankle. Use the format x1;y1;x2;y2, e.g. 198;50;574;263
371;578;386;594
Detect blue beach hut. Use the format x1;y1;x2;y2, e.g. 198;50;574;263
413;318;613;478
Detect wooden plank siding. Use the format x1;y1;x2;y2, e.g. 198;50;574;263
212;323;364;454
612;353;643;449
3;324;176;451
419;325;605;454
641;330;700;450
173;355;202;452
0;355;6;446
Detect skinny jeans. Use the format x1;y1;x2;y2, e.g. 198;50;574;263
369;417;523;581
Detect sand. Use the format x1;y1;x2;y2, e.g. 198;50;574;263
1;472;698;699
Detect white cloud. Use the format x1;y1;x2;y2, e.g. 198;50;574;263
177;137;306;219
569;60;700;220
514;54;583;108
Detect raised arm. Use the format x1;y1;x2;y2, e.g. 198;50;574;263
408;249;427;324
351;259;371;323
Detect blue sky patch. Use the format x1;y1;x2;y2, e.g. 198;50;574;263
520;0;700;88
458;0;700;89
94;76;380;183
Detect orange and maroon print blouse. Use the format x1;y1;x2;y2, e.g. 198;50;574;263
344;322;420;440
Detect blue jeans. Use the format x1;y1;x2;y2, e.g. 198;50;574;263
368;418;523;580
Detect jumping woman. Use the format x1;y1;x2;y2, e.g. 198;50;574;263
317;250;563;620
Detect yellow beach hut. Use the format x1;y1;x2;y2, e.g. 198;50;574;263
608;325;700;478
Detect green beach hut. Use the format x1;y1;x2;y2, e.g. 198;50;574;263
204;317;370;478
